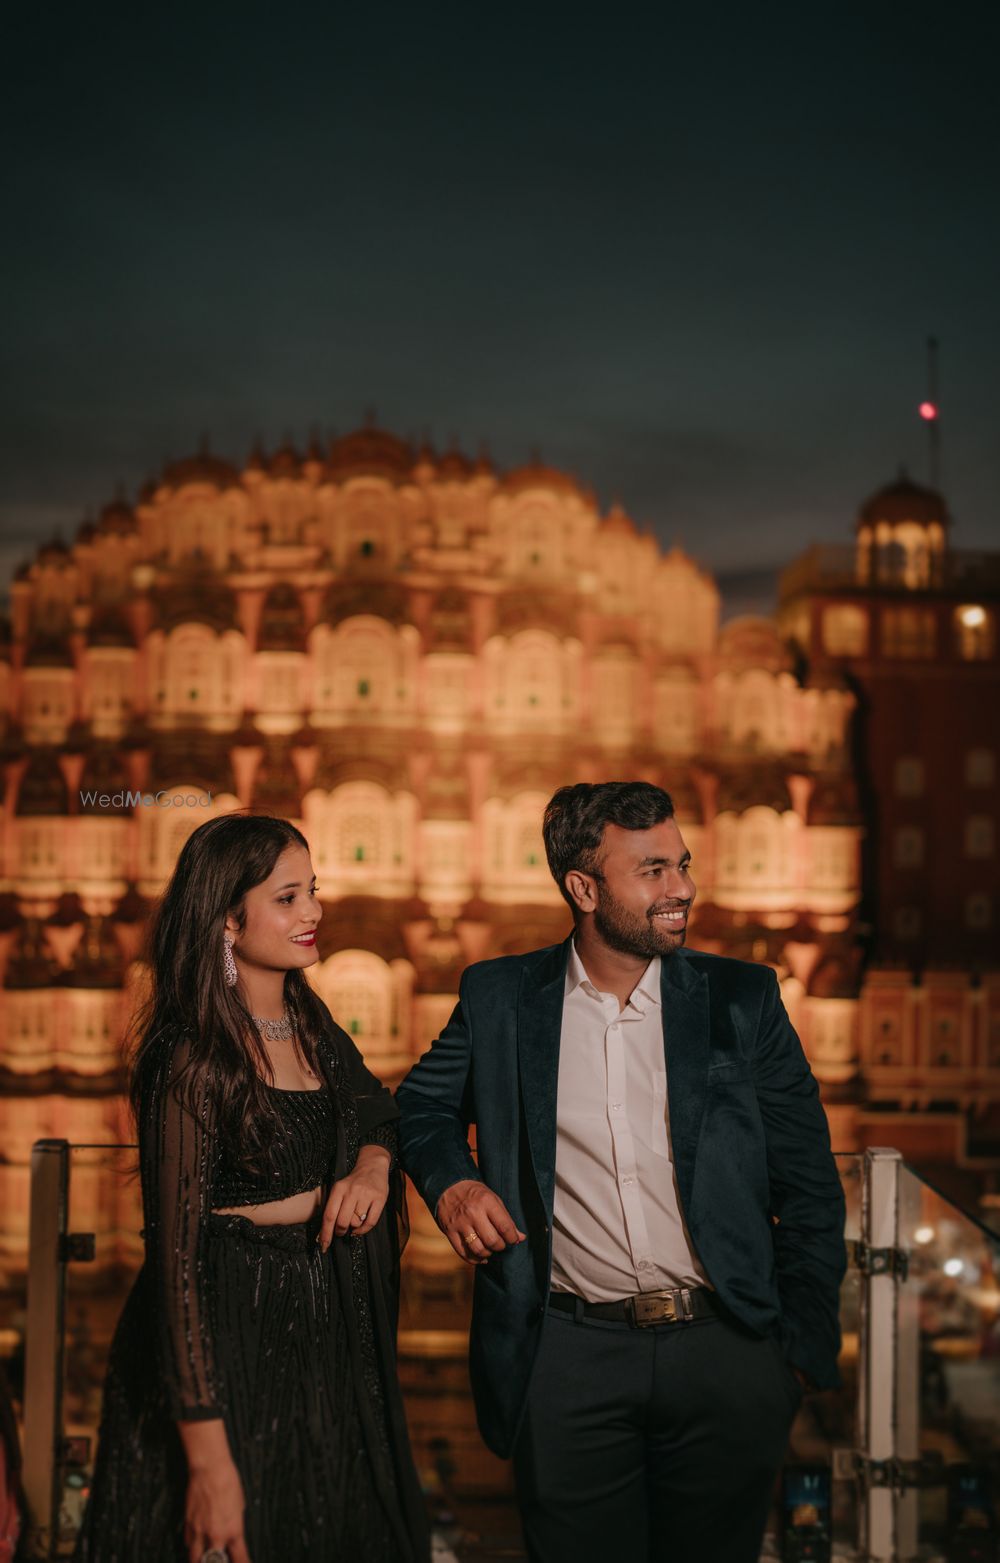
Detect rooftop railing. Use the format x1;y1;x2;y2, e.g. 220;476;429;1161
11;1141;1000;1560
779;546;1000;603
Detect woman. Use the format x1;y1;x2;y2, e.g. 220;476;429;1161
75;814;429;1563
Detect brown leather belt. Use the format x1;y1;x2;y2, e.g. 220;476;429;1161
547;1286;720;1327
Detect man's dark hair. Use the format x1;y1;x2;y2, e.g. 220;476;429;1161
543;781;675;910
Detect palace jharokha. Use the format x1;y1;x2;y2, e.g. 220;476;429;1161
0;427;997;1483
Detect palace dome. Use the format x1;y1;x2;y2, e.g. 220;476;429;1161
500;463;592;505
857;473;949;533
160;452;241;492
327;426;415;482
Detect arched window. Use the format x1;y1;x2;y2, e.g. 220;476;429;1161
713;807;799;911
21;670;75;744
653;670;698;754
419;819;473;900
954;605;994;661
137;786;240;893
822;605;867;657
311;617;416;723
505;499;566;578
423;652;472;733
16;820;63;884
254;653;304;734
880;607;935;659
312;949;413;1073
591;648;638;747
76;817;131;893
483;632;580;732
149;626;245;725
304;782;415;894
729;670;779;751
480;792;559;904
84;649;136;738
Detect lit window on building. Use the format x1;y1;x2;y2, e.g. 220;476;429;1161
893;906;921;940
321;950;393;1054
965;748;995;788
893;826;924;868
880;606;936;659
954;604;994;661
930;1014;958;1068
822;604;868;657
893;756;924;797
965;816;995;859
964;892;993;930
874;1016;901;1066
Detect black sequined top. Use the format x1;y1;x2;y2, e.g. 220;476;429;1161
212;1084;337;1207
137;1007;399;1421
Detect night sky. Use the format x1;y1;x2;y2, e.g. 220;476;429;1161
3;3;997;616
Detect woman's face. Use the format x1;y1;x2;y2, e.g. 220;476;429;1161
225;844;322;977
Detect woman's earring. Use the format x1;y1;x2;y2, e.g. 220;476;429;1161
223;935;238;988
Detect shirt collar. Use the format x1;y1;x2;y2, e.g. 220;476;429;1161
565;941;662;1011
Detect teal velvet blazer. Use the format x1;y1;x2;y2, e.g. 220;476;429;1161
396;938;847;1458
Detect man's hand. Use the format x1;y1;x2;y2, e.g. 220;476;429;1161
436;1179;527;1264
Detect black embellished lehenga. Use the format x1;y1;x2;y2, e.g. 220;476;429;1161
74;1003;429;1563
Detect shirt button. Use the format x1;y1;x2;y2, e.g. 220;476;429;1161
622;1175;635;1187
611;1101;622;1112
637;1259;653;1272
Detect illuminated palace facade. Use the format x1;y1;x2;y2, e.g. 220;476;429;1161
0;429;996;1476
0;428;862;1221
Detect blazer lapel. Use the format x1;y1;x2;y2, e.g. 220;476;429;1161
661;951;710;1218
516;937;571;1220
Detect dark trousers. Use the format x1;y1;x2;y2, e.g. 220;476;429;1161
512;1297;803;1563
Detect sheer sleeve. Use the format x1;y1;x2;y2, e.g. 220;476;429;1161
137;1031;222;1421
313;999;399;1164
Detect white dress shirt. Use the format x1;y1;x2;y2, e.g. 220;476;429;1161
550;942;711;1302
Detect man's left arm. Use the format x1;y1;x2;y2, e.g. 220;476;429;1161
751;968;847;1391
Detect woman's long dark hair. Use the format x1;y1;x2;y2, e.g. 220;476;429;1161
129;812;338;1170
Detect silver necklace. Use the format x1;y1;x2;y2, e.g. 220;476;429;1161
251;1009;295;1042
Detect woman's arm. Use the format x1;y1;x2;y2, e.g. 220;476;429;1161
139;1034;250;1562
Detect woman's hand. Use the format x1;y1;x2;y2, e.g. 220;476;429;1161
318;1144;391;1249
183;1454;251;1563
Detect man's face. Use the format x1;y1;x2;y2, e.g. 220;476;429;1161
588;819;696;960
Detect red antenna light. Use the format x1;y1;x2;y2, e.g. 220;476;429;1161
919;400;938;421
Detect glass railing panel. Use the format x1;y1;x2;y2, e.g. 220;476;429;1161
772;1153;862;1561
898;1162;1000;1559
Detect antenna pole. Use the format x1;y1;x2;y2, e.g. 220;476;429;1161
925;336;941;490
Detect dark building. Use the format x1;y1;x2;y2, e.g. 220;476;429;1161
780;474;1000;1177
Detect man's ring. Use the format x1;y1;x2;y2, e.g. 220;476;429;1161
200;1550;228;1563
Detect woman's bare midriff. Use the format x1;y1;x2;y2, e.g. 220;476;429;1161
212;1186;324;1226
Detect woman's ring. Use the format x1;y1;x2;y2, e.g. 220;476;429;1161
357;1208;370;1221
466;1231;479;1244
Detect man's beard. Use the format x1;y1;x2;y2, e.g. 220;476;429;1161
593;884;689;960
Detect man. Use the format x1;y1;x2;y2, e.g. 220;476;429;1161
397;781;846;1563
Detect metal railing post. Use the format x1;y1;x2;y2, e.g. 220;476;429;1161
857;1146;919;1563
22;1139;70;1561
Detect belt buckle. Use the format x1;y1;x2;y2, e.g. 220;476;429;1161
628;1290;679;1327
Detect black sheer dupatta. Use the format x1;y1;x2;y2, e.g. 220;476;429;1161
314;1003;428;1562
135;1030;223;1421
